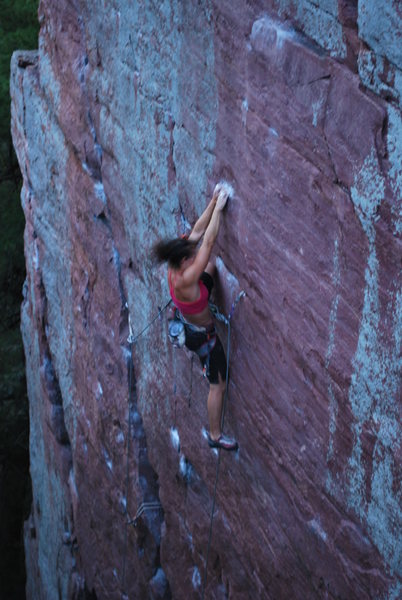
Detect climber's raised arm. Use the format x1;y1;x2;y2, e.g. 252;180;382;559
182;191;228;285
188;184;221;243
153;181;238;452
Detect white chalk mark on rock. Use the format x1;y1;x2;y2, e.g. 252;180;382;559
170;427;180;452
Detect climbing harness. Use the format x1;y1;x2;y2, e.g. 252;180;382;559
169;307;217;380
201;290;245;600
175;311;218;380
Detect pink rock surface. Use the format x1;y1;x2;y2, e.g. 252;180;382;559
11;1;401;599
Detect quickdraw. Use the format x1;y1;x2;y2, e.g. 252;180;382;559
167;318;186;348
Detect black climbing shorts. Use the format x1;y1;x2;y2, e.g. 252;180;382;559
184;327;227;384
205;334;227;384
200;271;214;296
183;271;227;384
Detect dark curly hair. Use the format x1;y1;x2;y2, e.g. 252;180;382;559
153;237;197;269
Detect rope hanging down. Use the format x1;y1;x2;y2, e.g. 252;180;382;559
202;291;245;600
121;300;171;597
127;299;171;344
120;291;245;599
121;322;135;597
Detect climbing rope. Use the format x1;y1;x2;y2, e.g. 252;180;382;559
173;344;178;426
126;299;171;344
121;329;135;597
187;353;194;407
201;291;245;600
121;300;171;597
120;291;245;598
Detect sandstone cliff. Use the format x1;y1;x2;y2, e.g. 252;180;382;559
11;1;401;599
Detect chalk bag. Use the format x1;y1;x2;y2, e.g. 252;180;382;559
168;319;186;348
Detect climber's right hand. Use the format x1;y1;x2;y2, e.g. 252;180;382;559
216;189;229;211
213;182;222;202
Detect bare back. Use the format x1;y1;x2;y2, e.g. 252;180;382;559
169;267;213;327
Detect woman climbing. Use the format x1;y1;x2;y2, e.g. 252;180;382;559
154;184;238;451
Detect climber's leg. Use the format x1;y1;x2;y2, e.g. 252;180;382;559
188;329;238;451
207;378;238;450
207;376;226;440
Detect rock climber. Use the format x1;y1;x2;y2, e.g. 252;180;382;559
154;184;238;451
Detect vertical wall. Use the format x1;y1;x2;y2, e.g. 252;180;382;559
11;1;401;598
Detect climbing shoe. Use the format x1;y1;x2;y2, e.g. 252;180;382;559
207;433;238;451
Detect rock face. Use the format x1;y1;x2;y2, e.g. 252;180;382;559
11;1;401;599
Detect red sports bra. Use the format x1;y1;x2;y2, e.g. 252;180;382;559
168;271;209;315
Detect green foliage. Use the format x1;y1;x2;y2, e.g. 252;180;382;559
0;0;38;446
0;181;25;312
0;0;39;315
0;329;28;453
0;0;39;147
0;2;39;595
